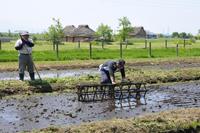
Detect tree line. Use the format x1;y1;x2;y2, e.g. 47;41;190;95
1;16;200;43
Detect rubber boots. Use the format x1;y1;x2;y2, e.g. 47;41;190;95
29;73;35;80
19;73;24;81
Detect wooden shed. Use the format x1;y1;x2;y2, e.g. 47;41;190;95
129;26;146;38
64;25;95;42
63;25;76;42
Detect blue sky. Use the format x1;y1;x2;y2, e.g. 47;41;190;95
0;0;200;34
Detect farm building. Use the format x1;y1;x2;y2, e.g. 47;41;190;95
63;25;76;42
129;26;146;38
63;25;95;42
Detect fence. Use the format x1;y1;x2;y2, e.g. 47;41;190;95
0;38;198;61
84;39;193;59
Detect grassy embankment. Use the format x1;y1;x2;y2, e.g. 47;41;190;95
1;58;200;97
31;108;200;133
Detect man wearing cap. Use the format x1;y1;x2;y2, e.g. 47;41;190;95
99;59;127;84
15;31;35;81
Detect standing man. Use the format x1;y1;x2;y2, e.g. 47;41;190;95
99;59;127;84
15;31;35;81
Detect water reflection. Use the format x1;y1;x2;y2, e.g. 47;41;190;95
0;111;20;122
0;68;98;80
112;96;146;110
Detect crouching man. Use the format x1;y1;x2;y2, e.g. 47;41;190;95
15;31;35;81
99;59;127;84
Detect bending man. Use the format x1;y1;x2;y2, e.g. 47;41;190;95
99;59;126;84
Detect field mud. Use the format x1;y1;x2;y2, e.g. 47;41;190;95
0;81;200;133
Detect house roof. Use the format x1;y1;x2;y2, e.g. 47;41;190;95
64;25;95;37
129;26;146;36
72;25;95;37
63;25;76;36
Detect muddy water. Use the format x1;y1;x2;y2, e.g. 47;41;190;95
0;68;98;80
0;81;200;133
1;61;200;80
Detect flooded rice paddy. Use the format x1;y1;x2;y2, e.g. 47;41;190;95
0;68;98;80
0;81;200;133
1;60;200;80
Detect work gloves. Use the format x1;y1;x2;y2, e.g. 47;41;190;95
21;39;34;47
15;39;34;50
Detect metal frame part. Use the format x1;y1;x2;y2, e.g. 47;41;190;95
77;82;148;102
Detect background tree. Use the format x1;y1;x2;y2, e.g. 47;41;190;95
46;18;64;59
179;32;187;38
172;32;179;38
187;33;193;39
197;29;200;40
157;33;164;38
196;35;200;40
8;30;12;37
118;16;132;42
96;23;113;42
32;35;37;43
46;18;64;51
32;33;46;41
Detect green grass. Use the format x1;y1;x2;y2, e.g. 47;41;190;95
0;39;200;62
1;48;200;62
31;108;200;133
